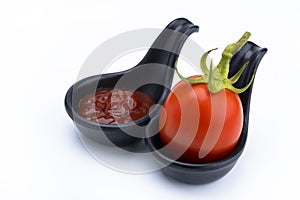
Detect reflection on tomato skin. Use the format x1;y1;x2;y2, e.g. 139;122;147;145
159;80;243;163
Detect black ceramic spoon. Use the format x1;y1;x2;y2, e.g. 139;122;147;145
145;41;267;184
65;18;199;147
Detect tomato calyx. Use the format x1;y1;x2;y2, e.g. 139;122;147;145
176;32;253;94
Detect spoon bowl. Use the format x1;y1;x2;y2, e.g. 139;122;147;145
145;41;267;184
65;18;199;148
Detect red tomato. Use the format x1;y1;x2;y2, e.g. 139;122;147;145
159;78;243;163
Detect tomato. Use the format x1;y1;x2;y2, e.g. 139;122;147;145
159;78;243;163
159;32;252;163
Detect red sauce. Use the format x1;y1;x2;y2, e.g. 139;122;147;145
78;88;155;124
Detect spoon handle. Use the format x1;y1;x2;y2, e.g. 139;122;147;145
229;41;267;130
139;18;199;67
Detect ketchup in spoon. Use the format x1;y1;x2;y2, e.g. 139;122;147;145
78;88;154;124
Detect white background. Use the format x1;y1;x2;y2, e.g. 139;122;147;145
1;0;300;199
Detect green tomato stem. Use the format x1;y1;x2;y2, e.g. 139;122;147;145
175;32;254;94
200;48;217;76
217;31;251;78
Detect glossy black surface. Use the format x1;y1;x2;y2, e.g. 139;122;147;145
145;42;267;184
65;18;199;147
